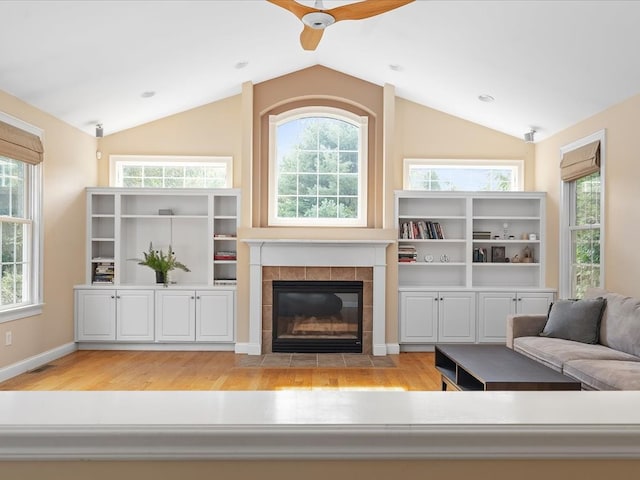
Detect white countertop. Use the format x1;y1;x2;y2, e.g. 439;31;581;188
1;390;639;460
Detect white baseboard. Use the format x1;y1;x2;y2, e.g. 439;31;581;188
0;342;77;383
76;343;236;352
386;343;400;354
399;344;436;352
234;342;262;355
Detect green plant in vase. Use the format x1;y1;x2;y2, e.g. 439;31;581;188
134;242;190;286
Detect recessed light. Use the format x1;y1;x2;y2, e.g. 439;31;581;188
141;91;156;98
478;94;495;103
389;64;403;72
235;61;249;70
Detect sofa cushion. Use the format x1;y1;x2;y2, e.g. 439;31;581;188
563;359;640;390
540;297;605;344
586;288;640;357
514;336;640;372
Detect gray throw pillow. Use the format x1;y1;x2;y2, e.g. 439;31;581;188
540;297;606;344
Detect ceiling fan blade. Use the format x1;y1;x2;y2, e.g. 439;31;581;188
329;0;415;22
300;24;325;51
266;0;316;20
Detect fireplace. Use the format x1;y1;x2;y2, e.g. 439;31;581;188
241;239;394;356
272;280;363;353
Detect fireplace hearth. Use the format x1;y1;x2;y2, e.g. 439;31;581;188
272;280;363;353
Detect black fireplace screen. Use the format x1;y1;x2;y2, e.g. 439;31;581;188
272;280;363;353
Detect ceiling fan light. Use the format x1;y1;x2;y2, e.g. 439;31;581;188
302;12;335;29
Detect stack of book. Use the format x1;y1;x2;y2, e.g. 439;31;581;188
400;220;445;239
214;251;237;261
93;262;114;283
398;245;417;263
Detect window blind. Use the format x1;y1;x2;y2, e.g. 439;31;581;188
0;119;44;165
560;140;599;182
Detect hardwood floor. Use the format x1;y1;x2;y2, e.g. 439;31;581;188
0;351;441;391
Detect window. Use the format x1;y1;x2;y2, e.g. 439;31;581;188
268;107;368;227
110;155;232;188
560;131;605;299
403;159;523;191
0;114;43;322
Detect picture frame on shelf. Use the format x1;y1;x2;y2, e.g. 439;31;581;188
491;246;506;263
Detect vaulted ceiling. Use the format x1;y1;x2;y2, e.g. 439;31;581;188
2;1;639;142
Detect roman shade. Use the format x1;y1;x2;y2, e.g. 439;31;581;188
560;140;600;182
0;119;44;165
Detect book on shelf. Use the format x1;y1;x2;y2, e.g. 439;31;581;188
213;233;236;238
398;245;417;263
214;251;237;260
399;221;445;240
214;279;237;286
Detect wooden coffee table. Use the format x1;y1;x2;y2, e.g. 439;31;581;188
435;344;582;391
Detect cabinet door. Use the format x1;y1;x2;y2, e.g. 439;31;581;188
438;292;476;343
399;291;438;343
155;290;195;341
517;292;554;315
116;290;155;342
76;289;116;341
477;292;517;343
196;290;234;342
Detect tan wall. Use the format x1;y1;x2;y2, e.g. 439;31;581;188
97;94;242;186
0;90;97;369
535;93;640;296
2;459;639;479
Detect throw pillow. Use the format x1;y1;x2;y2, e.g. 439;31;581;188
540;297;606;344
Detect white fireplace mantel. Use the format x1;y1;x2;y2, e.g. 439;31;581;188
239;239;394;356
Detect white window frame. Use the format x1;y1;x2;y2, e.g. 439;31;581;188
403;158;524;191
559;129;606;298
109;155;233;188
268;106;368;227
0;111;43;323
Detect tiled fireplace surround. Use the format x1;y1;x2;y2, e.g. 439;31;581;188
243;240;393;356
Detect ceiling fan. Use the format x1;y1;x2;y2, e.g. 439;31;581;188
267;0;415;51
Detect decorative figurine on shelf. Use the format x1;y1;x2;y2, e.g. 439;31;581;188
503;222;509;239
522;245;533;263
511;254;520;263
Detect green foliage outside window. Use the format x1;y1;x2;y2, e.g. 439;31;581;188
571;172;601;298
275;116;360;220
0;158;27;307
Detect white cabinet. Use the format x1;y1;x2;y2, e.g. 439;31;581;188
155;290;196;341
400;291;476;343
76;290;116;341
196;290;234;342
399;291;438;343
76;289;154;342
155;289;235;342
477;291;554;343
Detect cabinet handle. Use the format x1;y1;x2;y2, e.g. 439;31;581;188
196;296;201;300
512;298;517;302
111;295;115;299
518;298;522;301
191;296;195;299
116;296;121;299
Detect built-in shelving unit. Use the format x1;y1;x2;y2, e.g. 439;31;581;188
394;190;554;346
76;188;240;349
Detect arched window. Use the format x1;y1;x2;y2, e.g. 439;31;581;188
268;106;368;227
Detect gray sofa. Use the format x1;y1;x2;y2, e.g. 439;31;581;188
506;288;640;390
